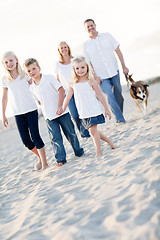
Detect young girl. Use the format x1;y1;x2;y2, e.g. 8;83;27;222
59;56;116;158
55;41;90;138
1;51;48;170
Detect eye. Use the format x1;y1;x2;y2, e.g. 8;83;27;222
27;70;30;73
76;67;79;70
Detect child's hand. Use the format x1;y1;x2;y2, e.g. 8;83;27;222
2;116;8;127
56;106;64;115
105;109;111;120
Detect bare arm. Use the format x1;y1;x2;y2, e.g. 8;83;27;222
62;86;74;112
2;87;9;127
90;80;111;119
90;62;102;85
115;46;129;75
56;86;65;115
57;74;61;83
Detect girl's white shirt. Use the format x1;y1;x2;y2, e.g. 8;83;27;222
2;74;37;116
55;59;74;92
30;74;69;120
73;81;103;119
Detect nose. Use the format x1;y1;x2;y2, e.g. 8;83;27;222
143;95;145;98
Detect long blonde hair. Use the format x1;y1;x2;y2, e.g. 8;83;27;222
72;56;94;83
58;41;73;64
2;51;25;82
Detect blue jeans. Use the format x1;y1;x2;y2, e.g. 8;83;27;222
100;71;125;123
46;113;84;164
15;110;44;150
68;95;90;137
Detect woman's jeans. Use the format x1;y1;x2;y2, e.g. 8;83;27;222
68;95;90;137
46;113;84;164
15;110;44;150
100;71;126;123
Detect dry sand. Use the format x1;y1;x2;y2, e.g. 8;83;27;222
0;82;160;240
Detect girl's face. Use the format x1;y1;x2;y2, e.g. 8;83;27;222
58;43;69;56
74;61;88;77
3;54;18;71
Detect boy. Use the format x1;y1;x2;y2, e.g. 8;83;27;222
24;58;84;167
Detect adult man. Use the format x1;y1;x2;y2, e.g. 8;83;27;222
83;19;129;123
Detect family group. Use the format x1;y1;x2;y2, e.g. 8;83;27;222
1;19;129;170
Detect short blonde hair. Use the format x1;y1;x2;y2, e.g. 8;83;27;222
72;56;94;83
23;58;40;68
2;51;25;82
58;41;73;64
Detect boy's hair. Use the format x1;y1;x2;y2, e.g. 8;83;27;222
84;19;95;25
23;58;40;68
2;51;25;82
72;56;94;83
58;41;73;64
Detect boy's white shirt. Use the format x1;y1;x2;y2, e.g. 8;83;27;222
2;74;37;116
30;74;69;120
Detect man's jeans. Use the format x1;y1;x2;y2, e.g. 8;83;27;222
100;71;125;123
68;95;90;137
46;113;84;164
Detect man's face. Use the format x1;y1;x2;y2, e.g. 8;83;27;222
84;21;96;35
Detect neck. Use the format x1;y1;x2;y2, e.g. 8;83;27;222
33;74;42;85
62;55;71;64
90;31;98;39
10;68;19;79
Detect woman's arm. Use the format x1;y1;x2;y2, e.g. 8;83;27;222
2;87;9;127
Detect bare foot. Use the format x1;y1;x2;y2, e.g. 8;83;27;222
56;162;64;167
95;153;102;158
34;161;42;170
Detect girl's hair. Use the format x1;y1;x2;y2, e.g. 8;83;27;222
2;51;25;82
58;41;73;64
72;56;94;83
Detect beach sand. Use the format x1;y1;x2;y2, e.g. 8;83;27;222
0;82;160;240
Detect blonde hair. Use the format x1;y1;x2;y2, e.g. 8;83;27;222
23;58;40;68
58;41;73;64
2;51;25;82
72;56;94;83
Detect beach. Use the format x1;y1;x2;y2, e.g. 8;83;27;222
0;82;160;240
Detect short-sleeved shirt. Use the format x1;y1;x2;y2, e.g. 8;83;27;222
55;62;72;92
83;32;119;79
2;74;37;116
30;74;69;120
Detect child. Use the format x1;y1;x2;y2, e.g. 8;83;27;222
60;56;116;158
23;58;84;167
1;51;48;170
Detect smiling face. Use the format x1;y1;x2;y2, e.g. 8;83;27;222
58;42;69;56
3;54;18;71
74;61;88;78
84;20;97;37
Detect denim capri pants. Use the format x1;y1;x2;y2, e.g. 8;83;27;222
15;110;44;150
81;114;105;129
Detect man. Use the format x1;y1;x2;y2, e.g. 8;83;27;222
83;19;129;123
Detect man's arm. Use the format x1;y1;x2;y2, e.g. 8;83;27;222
115;46;129;75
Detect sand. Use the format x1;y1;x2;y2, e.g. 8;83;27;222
0;82;160;240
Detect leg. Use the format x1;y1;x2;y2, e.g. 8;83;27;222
112;71;124;112
100;77;125;123
68;95;90;138
46;118;66;164
59;113;84;157
98;131;116;149
89;125;102;157
27;110;48;169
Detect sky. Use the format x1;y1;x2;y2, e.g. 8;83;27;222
0;0;160;118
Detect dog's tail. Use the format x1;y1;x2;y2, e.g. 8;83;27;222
125;74;135;86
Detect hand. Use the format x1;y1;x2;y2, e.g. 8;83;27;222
105;109;111;120
2;116;8;127
95;76;103;85
56;106;64;115
123;66;129;75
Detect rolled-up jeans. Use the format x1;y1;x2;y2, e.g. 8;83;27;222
100;71;125;123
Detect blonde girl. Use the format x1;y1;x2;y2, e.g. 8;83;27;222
1;51;48;170
59;56;116;158
55;41;90;138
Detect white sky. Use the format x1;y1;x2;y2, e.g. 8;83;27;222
0;0;160;118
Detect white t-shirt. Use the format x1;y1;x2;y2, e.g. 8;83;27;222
2;74;37;116
73;81;102;119
55;61;73;92
30;74;69;120
83;32;119;79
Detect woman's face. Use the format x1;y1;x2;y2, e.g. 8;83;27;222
58;43;69;56
3;54;18;71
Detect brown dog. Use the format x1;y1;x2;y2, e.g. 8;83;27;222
125;74;149;114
